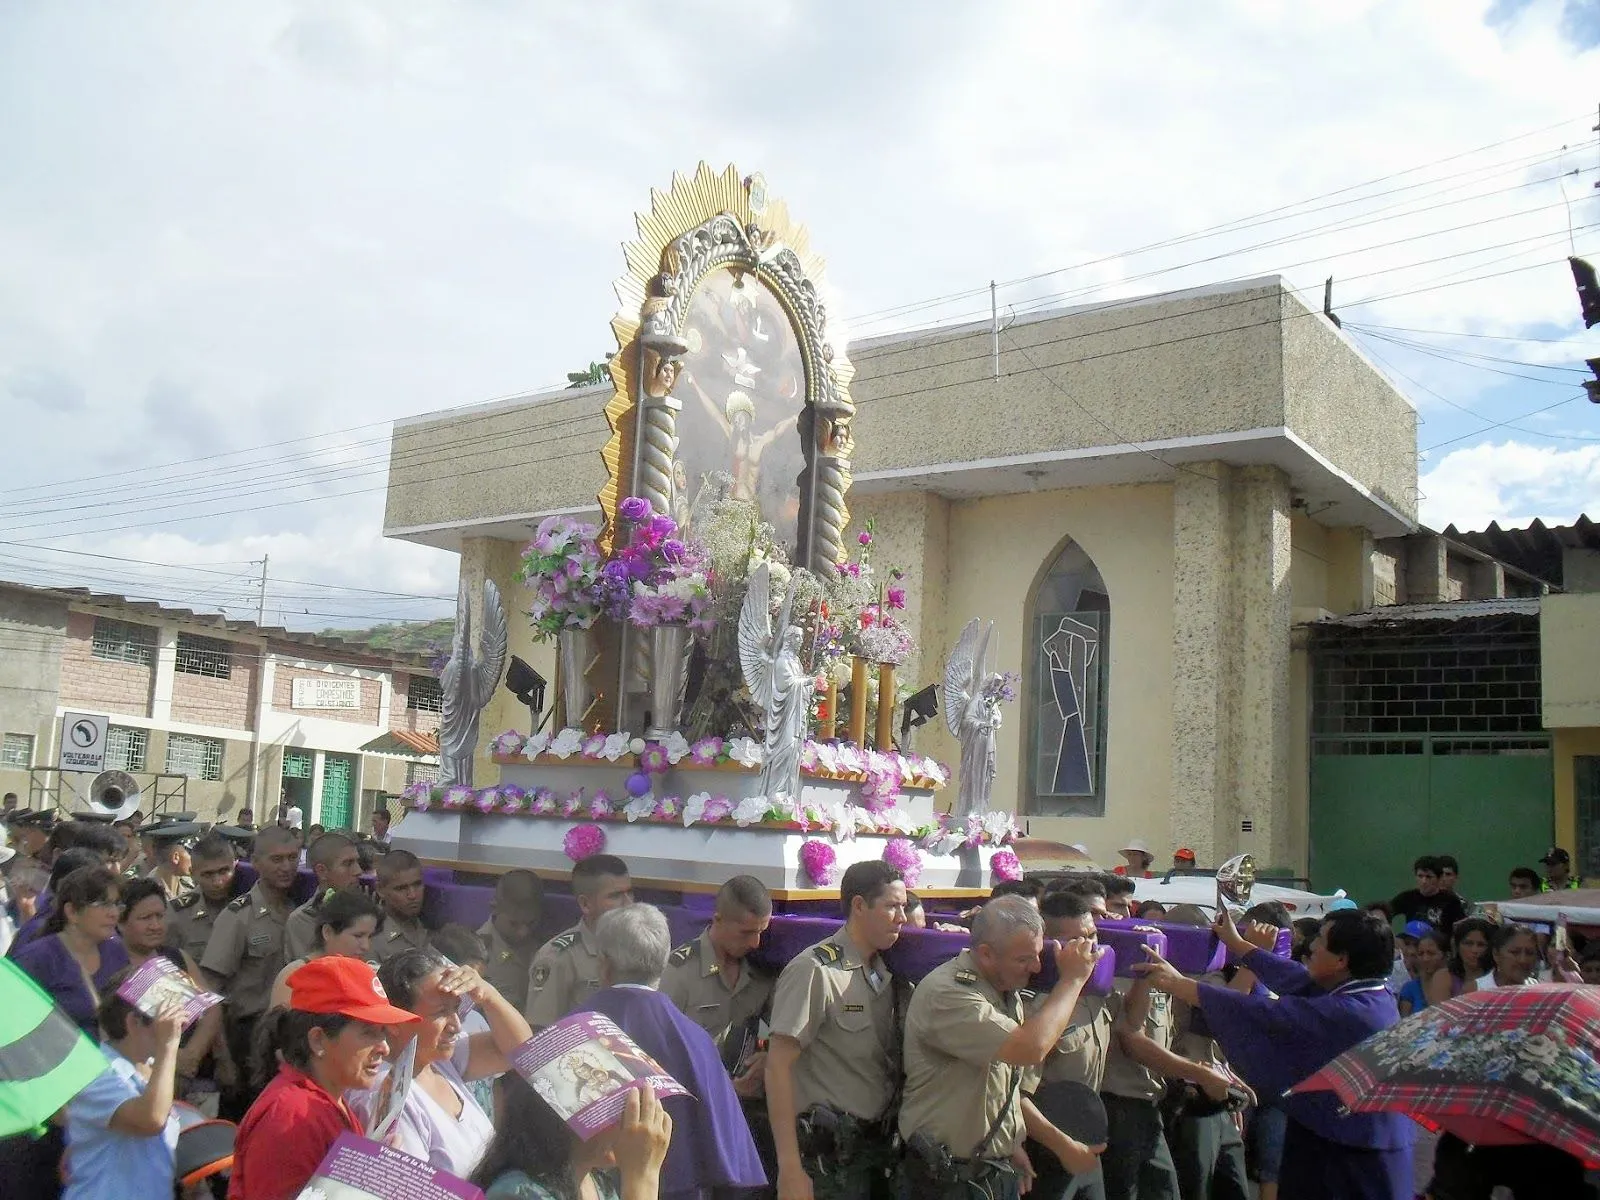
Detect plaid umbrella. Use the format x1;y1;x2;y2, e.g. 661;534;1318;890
1290;983;1600;1164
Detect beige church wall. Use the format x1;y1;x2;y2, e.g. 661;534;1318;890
1290;516;1373;616
1278;292;1418;525
458;537;558;786
935;482;1178;868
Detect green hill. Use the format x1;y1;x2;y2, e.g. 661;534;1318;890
320;617;453;656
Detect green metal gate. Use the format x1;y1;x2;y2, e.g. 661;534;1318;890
320;755;355;830
1310;737;1552;903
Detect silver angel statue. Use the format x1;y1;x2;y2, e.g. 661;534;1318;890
439;578;508;787
944;618;1002;819
738;562;813;806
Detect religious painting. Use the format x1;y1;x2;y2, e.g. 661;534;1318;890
668;268;809;555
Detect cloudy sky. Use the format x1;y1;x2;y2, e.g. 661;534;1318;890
2;0;1598;629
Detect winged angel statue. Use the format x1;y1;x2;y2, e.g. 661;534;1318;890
944;618;1003;819
739;562;814;806
439;579;508;787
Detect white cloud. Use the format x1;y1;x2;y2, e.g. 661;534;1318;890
1419;438;1600;529
0;0;1597;626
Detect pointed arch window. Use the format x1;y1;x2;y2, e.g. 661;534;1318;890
1027;540;1110;816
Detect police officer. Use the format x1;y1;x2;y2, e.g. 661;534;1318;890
145;821;202;901
372;849;432;964
477;868;545;1012
766;860;905;1200
166;833;240;964
201;823;299;1117
3;810;53;880
525;854;633;1027
662;874;774;1077
282;831;365;961
900;896;1105;1200
1025;890;1114;1200
1101;962;1180;1200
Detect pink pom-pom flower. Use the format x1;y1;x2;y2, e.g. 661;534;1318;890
563;823;608;862
799;839;838;887
882;838;923;887
990;849;1023;883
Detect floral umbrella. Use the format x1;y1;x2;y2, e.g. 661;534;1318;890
1290;983;1600;1164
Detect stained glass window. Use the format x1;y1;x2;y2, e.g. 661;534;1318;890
1027;541;1109;817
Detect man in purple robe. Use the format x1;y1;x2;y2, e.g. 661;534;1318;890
581;901;767;1200
1133;907;1413;1200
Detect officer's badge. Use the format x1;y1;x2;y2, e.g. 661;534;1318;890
954;969;978;985
532;965;551;988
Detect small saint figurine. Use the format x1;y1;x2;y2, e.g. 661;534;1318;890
944;618;1003;819
738;562;813;805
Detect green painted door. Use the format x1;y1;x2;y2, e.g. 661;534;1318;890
1310;739;1552;904
320;755;354;830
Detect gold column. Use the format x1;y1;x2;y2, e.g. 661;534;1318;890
875;663;896;751
848;657;869;746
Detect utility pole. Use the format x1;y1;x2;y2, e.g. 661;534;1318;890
245;555;268;817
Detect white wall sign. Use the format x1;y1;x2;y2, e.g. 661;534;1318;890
292;676;362;711
58;711;109;772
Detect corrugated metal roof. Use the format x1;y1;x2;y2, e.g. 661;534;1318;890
1443;514;1600;587
0;578;435;669
1307;597;1541;628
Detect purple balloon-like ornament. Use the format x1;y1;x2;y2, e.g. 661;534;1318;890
625;771;652;797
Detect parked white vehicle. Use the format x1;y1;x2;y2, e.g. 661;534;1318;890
1131;871;1342;918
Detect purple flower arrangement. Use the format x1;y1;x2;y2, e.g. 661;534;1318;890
980;672;1021;705
882;837;923;887
517;516;607;641
799;839;838;887
563;823;607;862
601;497;714;631
990;849;1023;883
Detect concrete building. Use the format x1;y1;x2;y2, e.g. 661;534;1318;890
385;277;1432;877
0;581;440;827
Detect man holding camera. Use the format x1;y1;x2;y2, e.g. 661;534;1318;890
898;895;1106;1200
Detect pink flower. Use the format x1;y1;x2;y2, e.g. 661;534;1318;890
858;531;872;546
442;787;474;810
702;795;735;824
581;734;608;758
639;744;670;774
531;788;558;815
563;823;608;862
588;791;614;819
882;838;922;887
886;587;906;610
990;849;1023;883
689;737;725;765
561;790;585;819
799;840;838;887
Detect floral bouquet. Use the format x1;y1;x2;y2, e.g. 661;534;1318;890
517;516;607;641
602;497;714;631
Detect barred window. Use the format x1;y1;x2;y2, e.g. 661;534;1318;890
175;634;233;680
1;733;33;767
407;676;443;713
91;618;157;667
166;733;223;781
405;760;438;786
105;726;148;773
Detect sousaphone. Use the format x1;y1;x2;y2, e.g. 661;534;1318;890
1215;852;1256;915
87;769;142;821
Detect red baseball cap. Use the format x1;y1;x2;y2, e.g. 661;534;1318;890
1174;848;1197;862
286;956;420;1025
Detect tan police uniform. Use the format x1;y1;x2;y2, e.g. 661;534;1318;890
662;928;774;1068
1099;983;1180;1200
524;921;604;1027
373;914;431;964
166;891;225;965
200;882;290;1020
768;928;897;1122
477;919;535;1013
282;895;339;963
1028;988;1114;1090
899;949;1027;1161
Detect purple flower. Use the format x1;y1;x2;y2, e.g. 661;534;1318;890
886;586;907;610
990;849;1023;883
648;514;677;542
563;823;608;862
858;531;872;546
639;744;670;774
883;838;923;887
702;795;735;824
799;839;838;887
619;496;651;521
581;734;608;758
689;737;725;765
660;538;686;563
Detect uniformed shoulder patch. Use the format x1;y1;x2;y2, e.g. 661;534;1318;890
532;964;551;988
668;941;697;966
1018;988;1037;1002
549;931;579;952
387;929;406;941
954;968;978;985
811;942;843;966
171;892;201;910
225;894;252;911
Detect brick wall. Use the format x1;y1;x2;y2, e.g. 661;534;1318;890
58;611;153;717
271;665;382;725
170;650;259;730
390;673;441;734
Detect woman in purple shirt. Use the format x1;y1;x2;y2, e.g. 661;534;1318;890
13;865;130;1036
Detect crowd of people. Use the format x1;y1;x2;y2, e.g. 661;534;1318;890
2;798;1595;1200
